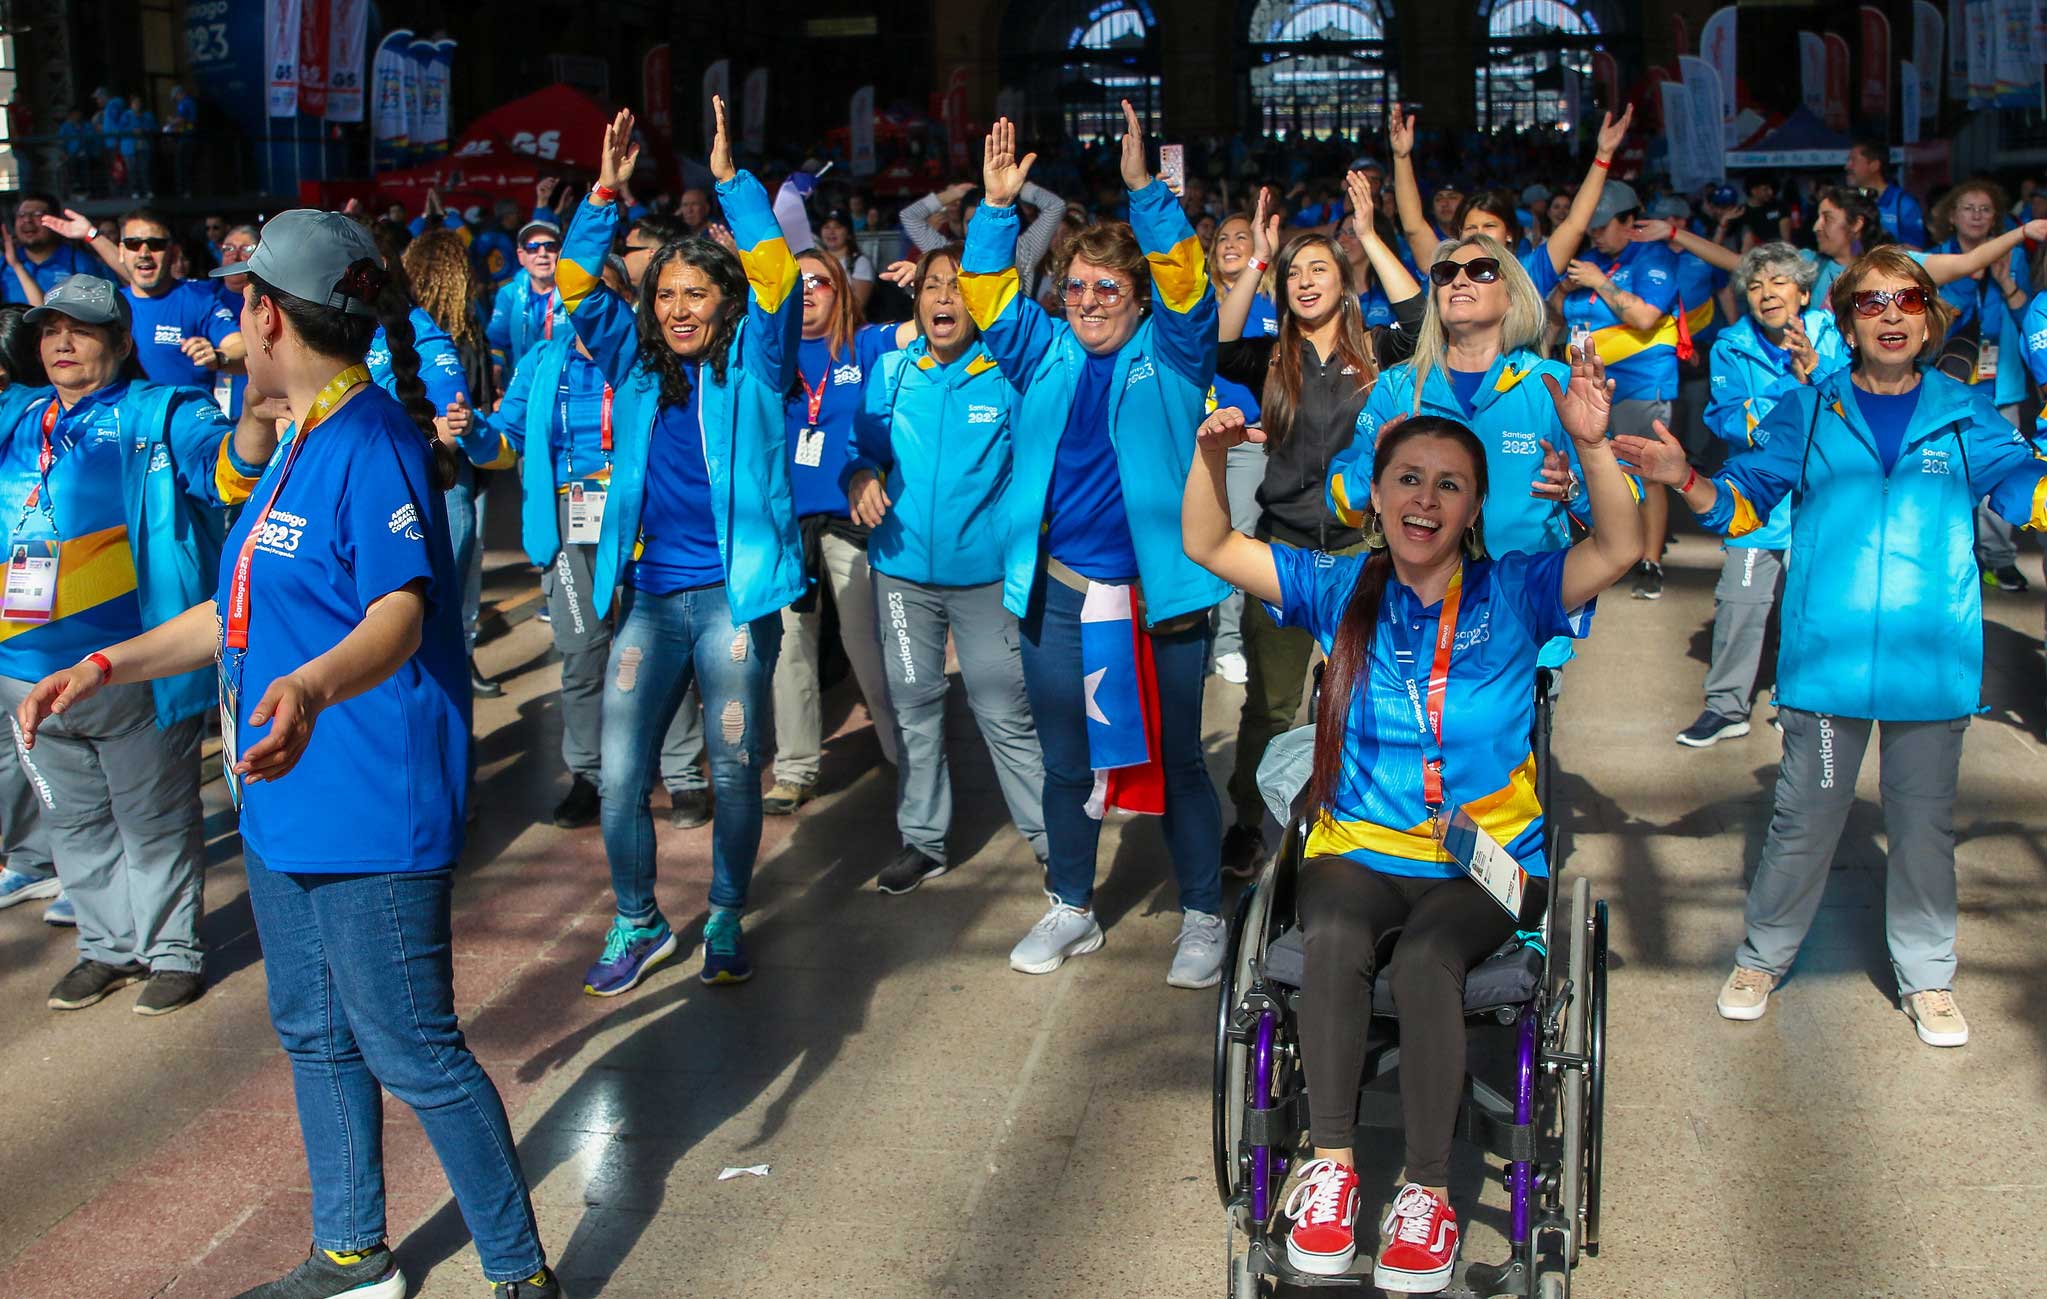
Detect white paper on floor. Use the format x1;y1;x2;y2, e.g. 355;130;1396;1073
717;1164;771;1180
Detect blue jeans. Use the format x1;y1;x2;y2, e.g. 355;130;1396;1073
243;855;544;1282
445;464;485;655
599;584;781;922
1019;572;1222;915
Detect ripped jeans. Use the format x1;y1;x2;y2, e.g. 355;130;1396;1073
598;584;782;923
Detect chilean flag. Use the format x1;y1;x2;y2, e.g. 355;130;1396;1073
1080;582;1165;818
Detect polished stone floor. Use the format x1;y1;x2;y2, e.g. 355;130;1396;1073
1;528;2044;1299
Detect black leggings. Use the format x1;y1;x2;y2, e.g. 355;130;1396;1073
1297;856;1546;1186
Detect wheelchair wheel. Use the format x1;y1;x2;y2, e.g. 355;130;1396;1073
1213;867;1277;1214
1583;898;1609;1257
1557;875;1592;1267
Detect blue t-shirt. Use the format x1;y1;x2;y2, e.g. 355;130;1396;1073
1562;240;1681;401
1043;351;1139;582
1271;545;1592;880
3;241;105;303
367;307;471;412
1519;246;1561;299
0;385;147;681
1445;366;1486;416
540;347;612;486
123;282;239;390
1247;292;1280;338
217;386;468;873
633;376;725;593
787;326;893;519
1852;384;1920;476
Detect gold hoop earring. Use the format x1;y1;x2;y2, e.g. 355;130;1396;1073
1463;525;1485;559
1362;511;1387;550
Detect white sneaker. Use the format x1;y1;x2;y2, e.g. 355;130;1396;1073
1009;902;1104;974
1903;989;1969;1047
1167;909;1227;989
1213;651;1249;685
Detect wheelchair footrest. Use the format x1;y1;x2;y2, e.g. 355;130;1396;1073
1246;1237;1512;1296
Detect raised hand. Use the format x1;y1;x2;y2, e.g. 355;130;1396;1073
1345;170;1379;247
1783;317;1818;380
706;222;736;252
708;96;734;183
1250;186;1280;263
1196;406;1266;453
1528;439;1578;502
2024;218;2047;243
1595;104;1633;160
1629;218;1675;244
536;175;560;208
1388;109;1415;160
1543;344;1613;449
880;259;919;289
1611;418;1693;486
1118;99;1151;191
39;208;95;242
599;108;641;194
981;117;1036;208
2;226;18;266
848;470;892;527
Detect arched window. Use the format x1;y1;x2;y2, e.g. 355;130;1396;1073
1476;0;1603;133
1061;2;1160;142
1248;0;1396;137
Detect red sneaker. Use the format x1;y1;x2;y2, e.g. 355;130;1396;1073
1283;1158;1361;1276
1372;1183;1460;1293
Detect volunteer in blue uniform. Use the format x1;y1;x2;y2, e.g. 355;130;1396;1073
116;209;244;391
961;106;1230;988
486;216;569;379
14;211;563;1299
210;223;259;417
1847;140;1928;248
0;306;56;917
1183;352;1641;1289
763;248;902;816
562;103;804;997
1678;243;1847;749
847;244;1050;893
1206;210;1268;685
0;274;273;1019
5;195;120;303
1616;246;2047;1051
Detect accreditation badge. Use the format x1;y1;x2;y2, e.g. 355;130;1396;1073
1;539;60;623
1441;806;1528;920
794;426;828;469
1975;340;2000;383
566;482;608;545
218;666;242;811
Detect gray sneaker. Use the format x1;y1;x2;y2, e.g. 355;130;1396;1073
1168;909;1228;989
232;1245;405;1299
1009;902;1104;974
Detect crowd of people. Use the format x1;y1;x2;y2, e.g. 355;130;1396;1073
1;87;2044;1299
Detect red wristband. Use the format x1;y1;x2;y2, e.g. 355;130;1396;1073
1679;466;1699;494
591;184;618;203
1248;257;1270;274
1593;157;1612;171
86;652;112;683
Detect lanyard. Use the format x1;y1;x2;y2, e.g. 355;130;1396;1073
797;367;828;426
556;375;614;479
1387;565;1464;826
538;285;558;340
22;399;60;515
222;365;369;651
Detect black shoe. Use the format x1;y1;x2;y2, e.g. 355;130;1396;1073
668;788;712;829
1630;561;1665;600
877;846;949;894
1983;564;2031;593
47;959;147;1011
553;776;600;828
134;968;204;1016
1675;709;1751;748
1220;823;1266;879
233;1245;404;1299
471;657;503;698
493;1266;564;1298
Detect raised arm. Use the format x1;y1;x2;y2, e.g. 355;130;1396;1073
1183;407;1280;604
959;117;1059;389
1615;385;1815;536
710;96;801;390
1348;169;1421;304
1387;109;1440;267
1218;187;1278;343
1633;219;1740;273
1545;105;1633;273
1120;101;1216;387
558;108;645;389
901;187;961;255
1014;180;1070;286
1923;219;2047;284
1549;348;1644;609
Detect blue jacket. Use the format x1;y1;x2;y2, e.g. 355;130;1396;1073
1933;237;2029;409
848;337;1029;587
2019;290;2047;438
1699;368;2047;720
464;335;597;568
1703;311;1849;550
488;275;568;376
557;173;804;623
959;180;1227;624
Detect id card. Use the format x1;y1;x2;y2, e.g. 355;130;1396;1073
1159;143;1186;197
794;426;828;469
1976;340;2000;383
1568;323;1593;360
218;668;242;810
1442;807;1528;920
566;483;608;544
1;540;60;623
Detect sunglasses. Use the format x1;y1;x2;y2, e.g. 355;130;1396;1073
802;273;834;291
1850;287;1929;317
121;236;170;252
1429;257;1502;286
522;240;561;255
1062;277;1126;306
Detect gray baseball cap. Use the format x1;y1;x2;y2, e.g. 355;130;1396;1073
518;217;562;243
208;208;383;317
1588;179;1641;229
24;274;128;328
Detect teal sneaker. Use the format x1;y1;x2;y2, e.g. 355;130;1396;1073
700;908;752;985
583;916;677;997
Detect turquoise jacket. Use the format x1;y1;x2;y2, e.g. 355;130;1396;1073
1699;368;2047;720
960;180;1228;625
557;173;805;623
847;337;1029;587
1703;310;1849;551
1933;237;2029;409
468;335;600;568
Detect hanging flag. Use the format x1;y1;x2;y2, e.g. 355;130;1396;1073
421;39;456;157
1913;0;1946;114
1860;5;1893;119
297;0;329;118
741;68;768;156
1965;0;1995;101
1699;7;1737;139
1678;56;1727;186
643;45;672;141
1949;0;1970;98
325;0;369;122
1902;61;1924;140
702;59;730;155
1799;32;1828;116
1823;32;1853;129
849;85;876;177
265;0;302;118
402;37;430;160
1991;0;2040;102
370;27;411;166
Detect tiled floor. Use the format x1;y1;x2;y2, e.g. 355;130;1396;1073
2;534;2044;1299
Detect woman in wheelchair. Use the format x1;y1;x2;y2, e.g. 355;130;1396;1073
1182;348;1641;1292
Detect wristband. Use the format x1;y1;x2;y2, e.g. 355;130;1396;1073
86;652;112;683
591;184;618;203
1679;466;1699;494
1592;157;1612;171
86;225;101;242
1248;257;1270;274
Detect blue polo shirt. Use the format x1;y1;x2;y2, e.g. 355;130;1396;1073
1043;351;1139;582
3;241;106;303
1562;240;1681;401
633;373;724;593
217;385;468;873
1271;545;1593;880
123;282;239;390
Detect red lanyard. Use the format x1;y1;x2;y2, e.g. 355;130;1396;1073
25;400;59;511
539;285;558;340
222;366;368;650
1401;565;1463;821
797;368;828;426
599;383;613;454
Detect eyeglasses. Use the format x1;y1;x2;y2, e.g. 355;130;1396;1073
219;244;256;261
802;273;834;291
1954;204;1996;217
121;236;170;252
1429;257;1502;286
1062;277;1126;306
522;240;560;255
1850;287;1930;317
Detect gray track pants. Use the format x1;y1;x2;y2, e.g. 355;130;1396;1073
2;725;53;880
774;530;899;786
873;572;1048;865
1737;708;1968;997
1703;547;1785;721
0;677;204;972
1212;441;1266;663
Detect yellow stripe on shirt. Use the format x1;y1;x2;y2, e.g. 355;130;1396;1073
1588;299;1714;368
0;525;137;643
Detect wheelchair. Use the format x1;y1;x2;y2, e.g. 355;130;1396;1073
1213;670;1608;1297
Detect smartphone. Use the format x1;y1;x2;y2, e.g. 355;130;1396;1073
1569;322;1592;358
1160;143;1186;197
